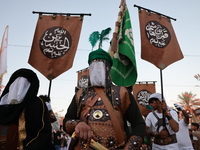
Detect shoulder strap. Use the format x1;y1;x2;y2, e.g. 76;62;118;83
152;111;159;120
94;87;125;146
153;111;170;134
82;94;99;118
153;111;161;132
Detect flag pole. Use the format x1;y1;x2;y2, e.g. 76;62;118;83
32;11;91;17
110;0;125;56
160;69;164;98
48;80;52;99
160;69;166;127
134;4;176;21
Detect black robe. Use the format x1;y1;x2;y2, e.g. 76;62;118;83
0;68;55;150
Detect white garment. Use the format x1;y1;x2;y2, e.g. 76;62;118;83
51;114;60;132
152;143;179;150
66;136;71;150
193;135;198;141
176;119;194;150
61;147;67;150
0;77;30;105
45;102;52;110
145;109;179;150
89;61;106;87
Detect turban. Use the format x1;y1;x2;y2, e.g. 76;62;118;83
88;48;113;66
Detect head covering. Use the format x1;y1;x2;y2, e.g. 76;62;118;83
89;61;106;87
148;93;165;102
88;48;113;66
0;68;39;124
0;77;30;105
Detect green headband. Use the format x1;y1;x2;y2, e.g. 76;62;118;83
88;48;113;66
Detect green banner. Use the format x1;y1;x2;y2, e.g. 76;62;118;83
111;5;137;86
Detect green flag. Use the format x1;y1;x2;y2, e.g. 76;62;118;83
111;4;137;86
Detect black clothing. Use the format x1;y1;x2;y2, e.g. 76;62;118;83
0;68;55;150
0;68;39;124
54;131;62;145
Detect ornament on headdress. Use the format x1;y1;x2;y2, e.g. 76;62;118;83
88;28;113;66
89;27;111;51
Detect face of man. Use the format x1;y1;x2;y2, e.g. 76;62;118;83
149;101;158;110
191;125;198;131
149;100;160;110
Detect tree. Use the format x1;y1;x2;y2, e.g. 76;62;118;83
177;91;200;122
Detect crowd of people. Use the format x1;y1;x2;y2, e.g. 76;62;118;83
53;126;71;150
1;49;200;150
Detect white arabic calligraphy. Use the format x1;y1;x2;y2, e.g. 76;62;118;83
125;28;134;45
79;76;89;88
145;21;170;48
137;90;151;106
40;27;71;59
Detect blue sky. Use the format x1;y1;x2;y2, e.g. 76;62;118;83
0;0;200;115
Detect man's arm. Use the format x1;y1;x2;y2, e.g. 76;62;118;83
162;102;179;132
174;103;189;125
182;109;190;124
123;90;146;149
63;95;80;134
164;110;179;132
125;90;146;138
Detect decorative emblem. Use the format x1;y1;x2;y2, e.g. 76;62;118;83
107;136;116;148
93;110;103;119
40;26;72;59
78;75;89;88
145;20;171;48
136;89;151;106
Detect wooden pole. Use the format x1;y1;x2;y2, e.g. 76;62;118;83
110;0;125;57
48;80;52;99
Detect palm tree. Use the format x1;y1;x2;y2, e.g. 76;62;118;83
177;91;200;122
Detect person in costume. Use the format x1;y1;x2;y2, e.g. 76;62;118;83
63;47;146;149
0;68;55;150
